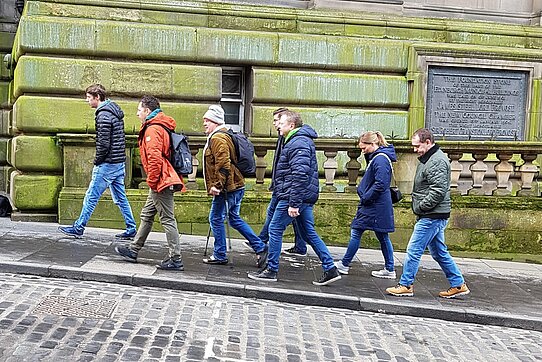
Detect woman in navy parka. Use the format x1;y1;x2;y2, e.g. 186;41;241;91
334;131;397;279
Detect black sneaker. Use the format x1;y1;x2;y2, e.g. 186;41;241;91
156;258;184;271
282;246;307;256
58;226;83;238
115;245;138;263
312;267;341;286
247;268;278;282
115;231;137;240
256;248;268;269
202;255;228;265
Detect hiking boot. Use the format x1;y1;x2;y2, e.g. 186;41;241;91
115;231;137;240
156;258;184;271
371;269;396;279
282;246;307;256
334;261;350;275
439;283;470;299
312;267;341;286
386;284;413;297
247;268;278;282
58;226;83;238
202;255;228;265
256;248;268;269
115;245;138;263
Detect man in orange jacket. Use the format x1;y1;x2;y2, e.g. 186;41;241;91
115;95;184;271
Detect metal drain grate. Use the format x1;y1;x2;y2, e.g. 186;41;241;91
33;295;118;319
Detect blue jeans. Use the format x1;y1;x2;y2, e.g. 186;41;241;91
73;163;136;233
341;228;394;271
258;195;307;254
209;188;266;260
399;218;464;287
267;200;334;273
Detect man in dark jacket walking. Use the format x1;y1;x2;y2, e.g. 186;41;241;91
247;111;341;285
256;108;308;256
386;128;469;298
115;95;184;271
58;84;136;239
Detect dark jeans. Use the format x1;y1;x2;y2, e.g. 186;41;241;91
267;200;334;273
258;195;307;253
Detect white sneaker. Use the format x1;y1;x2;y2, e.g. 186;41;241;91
334;261;349;275
371;269;396;279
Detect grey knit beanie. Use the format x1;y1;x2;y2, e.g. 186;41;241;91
203;105;225;125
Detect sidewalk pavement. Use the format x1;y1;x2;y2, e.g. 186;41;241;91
0;218;541;331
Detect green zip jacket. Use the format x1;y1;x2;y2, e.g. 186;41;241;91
411;144;451;219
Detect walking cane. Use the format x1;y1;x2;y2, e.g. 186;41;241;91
204;222;212;256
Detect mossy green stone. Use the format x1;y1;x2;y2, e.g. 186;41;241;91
13;56;221;100
11;135;62;172
12;173;63;210
13;96;209;135
14;96;95;133
95;21;197;60
0;138;7;165
0;32;15;52
208;14;296;33
16;16;96;61
253;69;408;107
0;81;8;108
0;110;10;137
252;106;408;138
196;28;278;64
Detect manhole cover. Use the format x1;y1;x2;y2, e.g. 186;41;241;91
33;295;118;319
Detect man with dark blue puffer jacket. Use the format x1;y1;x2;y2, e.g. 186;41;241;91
58;84;136;239
247;110;341;286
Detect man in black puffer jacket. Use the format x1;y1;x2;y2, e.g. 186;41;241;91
247;110;341;286
58;84;136;239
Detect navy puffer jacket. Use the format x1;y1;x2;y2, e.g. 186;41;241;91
351;145;396;232
273;125;320;207
94;100;126;165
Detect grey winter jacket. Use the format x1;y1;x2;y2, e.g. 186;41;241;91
411;145;451;219
94;100;127;165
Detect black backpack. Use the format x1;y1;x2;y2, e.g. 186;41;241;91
153;124;193;176
0;195;12;217
218;129;256;177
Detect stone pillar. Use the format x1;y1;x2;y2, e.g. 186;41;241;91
254;147;268;191
448;151;463;195
186;147;200;190
345;148;361;193
321;150;338;192
493;152;514;196
517;153;539;197
467;152;488;196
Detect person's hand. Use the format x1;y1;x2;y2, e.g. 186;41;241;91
288;207;299;218
210;186;221;196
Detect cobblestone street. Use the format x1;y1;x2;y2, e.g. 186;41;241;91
0;273;540;362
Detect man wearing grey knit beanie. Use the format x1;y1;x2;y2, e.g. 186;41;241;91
202;105;268;268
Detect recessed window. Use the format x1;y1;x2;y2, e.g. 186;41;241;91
221;68;245;132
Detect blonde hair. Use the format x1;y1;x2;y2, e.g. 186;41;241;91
359;131;388;147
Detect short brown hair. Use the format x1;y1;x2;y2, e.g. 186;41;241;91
273;107;289;116
140;95;160;111
85;84;107;101
280;110;303;128
413;128;434;144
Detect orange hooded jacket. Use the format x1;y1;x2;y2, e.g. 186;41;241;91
138;112;185;192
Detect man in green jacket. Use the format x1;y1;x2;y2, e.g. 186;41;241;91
386;128;469;298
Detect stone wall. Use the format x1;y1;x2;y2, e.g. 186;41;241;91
6;0;542;257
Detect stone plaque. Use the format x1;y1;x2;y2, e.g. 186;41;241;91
426;66;528;141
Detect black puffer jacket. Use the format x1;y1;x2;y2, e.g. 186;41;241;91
94;100;126;165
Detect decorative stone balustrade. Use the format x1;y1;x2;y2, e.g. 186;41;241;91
58;134;542;197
